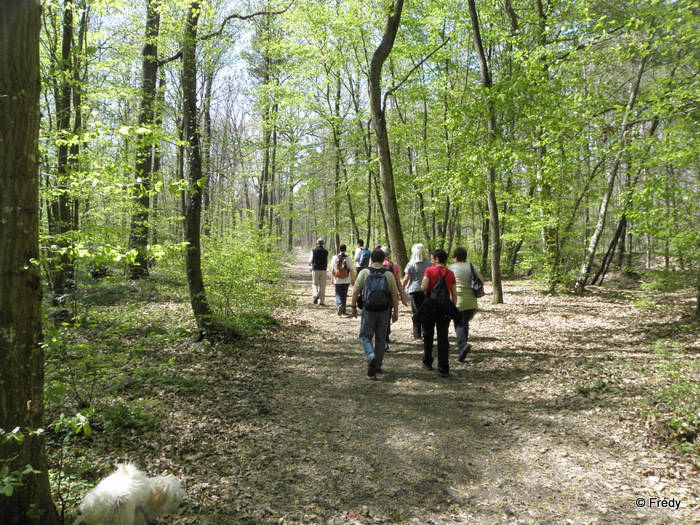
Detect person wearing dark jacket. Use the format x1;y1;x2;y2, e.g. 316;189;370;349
309;238;329;305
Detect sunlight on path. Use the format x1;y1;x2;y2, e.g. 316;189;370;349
253;249;700;524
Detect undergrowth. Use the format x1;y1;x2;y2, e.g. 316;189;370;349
644;328;700;464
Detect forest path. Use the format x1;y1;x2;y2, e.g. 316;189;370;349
183;250;700;524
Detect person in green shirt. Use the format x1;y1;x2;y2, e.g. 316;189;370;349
449;247;486;362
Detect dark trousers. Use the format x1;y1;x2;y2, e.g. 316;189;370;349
409;291;426;339
335;283;350;313
423;316;451;373
454;309;476;351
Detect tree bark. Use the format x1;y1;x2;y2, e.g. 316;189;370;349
128;0;161;279
47;0;78;304
182;0;219;337
368;0;408;269
467;0;503;302
0;1;60;522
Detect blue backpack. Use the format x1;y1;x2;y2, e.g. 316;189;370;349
359;248;371;268
360;268;391;311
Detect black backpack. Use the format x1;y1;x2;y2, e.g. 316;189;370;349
359;268;391;311
429;275;451;306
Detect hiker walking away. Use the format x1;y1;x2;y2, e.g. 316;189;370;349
380;246;408;350
351;249;399;378
449;247;486;362
330;244;355;316
421;249;457;377
354;239;371;269
309;238;329;305
402;243;430;341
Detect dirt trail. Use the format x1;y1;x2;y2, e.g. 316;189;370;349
179;251;700;524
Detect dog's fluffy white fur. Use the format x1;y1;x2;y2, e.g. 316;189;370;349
76;462;185;525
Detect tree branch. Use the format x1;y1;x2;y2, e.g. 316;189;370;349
156;2;294;66
199;2;293;41
383;37;451;110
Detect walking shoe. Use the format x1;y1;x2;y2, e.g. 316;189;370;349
367;357;378;378
422;362;434;371
337;305;343;316
313;296;318;304
458;344;472;363
438;369;450;378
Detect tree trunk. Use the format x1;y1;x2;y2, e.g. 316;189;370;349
0;1;60;522
467;0;503;302
48;0;78;304
575;55;649;292
128;0;161;279
182;0;220;337
368;0;408;269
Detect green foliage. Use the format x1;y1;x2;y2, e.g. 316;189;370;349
0;428;42;498
91;402;160;440
202;220;294;337
645;340;700;461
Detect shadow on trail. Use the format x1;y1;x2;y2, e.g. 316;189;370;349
246;253;699;524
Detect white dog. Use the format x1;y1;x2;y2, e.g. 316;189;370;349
76;462;185;525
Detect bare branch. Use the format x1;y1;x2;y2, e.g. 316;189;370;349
199;2;294;41
383;37;450;110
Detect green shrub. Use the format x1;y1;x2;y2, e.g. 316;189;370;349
201;220;294;335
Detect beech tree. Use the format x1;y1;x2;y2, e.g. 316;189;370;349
0;1;60;522
369;0;408;269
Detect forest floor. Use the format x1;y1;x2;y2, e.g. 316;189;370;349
67;251;700;524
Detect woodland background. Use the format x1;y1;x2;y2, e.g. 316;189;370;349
1;0;699;522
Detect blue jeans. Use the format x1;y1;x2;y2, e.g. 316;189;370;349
359;308;391;369
454;309;476;352
335;283;350;312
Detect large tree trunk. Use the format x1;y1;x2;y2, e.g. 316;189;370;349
128;0;161;279
467;0;503;303
0;1;60;523
368;0;408;269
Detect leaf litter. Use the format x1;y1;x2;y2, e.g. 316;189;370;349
77;253;700;524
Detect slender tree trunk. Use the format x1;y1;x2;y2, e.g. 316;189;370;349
368;0;408;269
182;0;220;337
128;0;160;279
467;0;503;302
0;1;60;522
202;72;213;237
48;0;77;304
575;55;649;292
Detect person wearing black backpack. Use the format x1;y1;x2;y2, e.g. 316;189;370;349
420;249;458;377
350;249;399;378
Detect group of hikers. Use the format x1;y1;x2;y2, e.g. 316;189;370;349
309;239;486;379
